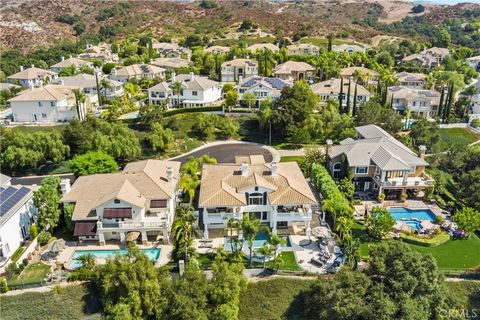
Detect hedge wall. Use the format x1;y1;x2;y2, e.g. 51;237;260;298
310;163;350;206
162;106;223;117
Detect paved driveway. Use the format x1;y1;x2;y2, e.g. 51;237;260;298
172;142;275;164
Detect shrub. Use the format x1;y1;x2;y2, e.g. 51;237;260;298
470;118;480;129
38;231;52;246
10;246;25;263
435;215;445;225
22;258;28;267
29;224;38;238
0;278;8;293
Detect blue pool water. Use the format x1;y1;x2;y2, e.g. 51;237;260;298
69;248;161;269
404;220;423;230
224;231;291;251
388;207;436;222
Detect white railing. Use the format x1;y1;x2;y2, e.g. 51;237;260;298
97;221;166;230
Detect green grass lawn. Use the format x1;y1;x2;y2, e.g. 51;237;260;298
8;262;51;286
437;128;480;151
239;278;316;320
280;156;305;163
10;125;65;134
199;251;302;271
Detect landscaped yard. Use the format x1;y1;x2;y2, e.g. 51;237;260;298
437;128;480;151
7;262;51;287
198;251;302;271
280;156;305;163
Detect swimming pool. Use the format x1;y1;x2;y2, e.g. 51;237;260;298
404;220;423;230
69;248;161;269
224;231;291;251
388;207;436;222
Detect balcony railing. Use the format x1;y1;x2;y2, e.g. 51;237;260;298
97;220;167;230
374;173;434;188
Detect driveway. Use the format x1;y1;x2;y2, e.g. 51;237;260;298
171;141;277;164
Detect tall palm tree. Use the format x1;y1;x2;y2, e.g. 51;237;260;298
242;213;263;265
256;243;274;269
179;174;200;204
100;79;113;104
267;232;286;260
172;206;197;263
171;81;183;108
336;216;353;241
73;88;86;121
257;48;275;77
227;218;243;254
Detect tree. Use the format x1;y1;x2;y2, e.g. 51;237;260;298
242;92;256;109
436;28;452;48
256;48;275;77
453;207;480;236
356;100;403;135
410;118;440;150
100;78;112;103
224;90;238;111
68;151;118;176
336;177;354;200
172;206;198;263
256;243;274;269
63;203;75;232
148;123;174;152
411;4;425;13
33;176;62;230
242;214;263;265
138;102;167;129
336;215;354;241
267;232;287;260
365;206;395;239
171;81;183;107
73;88;86;121
459;168;480;211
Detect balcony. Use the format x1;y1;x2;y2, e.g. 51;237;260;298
374;173;434;188
97;220;167;231
275;205;311;221
205;208;241;222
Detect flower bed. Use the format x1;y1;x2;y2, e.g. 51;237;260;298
400;232;450;247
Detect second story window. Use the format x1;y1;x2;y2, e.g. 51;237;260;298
38;102;43;107
114;199;120;204
192;91;197;96
248;192;264;205
50;101;55;107
150;199;167;208
355;166;368;174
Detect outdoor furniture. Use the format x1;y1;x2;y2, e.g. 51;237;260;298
310;257;325;267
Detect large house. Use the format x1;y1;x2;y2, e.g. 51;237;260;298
7;65;58;89
50;56;93;73
332;44;366;54
466;55;480;71
152;42;191;58
8;85;86;123
0;174;38;271
51;73;124;104
247;43;280;53
237;76;291;107
388;86;440;118
396;72;427;89
221;59;258;82
402;47;450;69
148;73;222;108
339;66;379;85
273;61;315;82
198;155;317;237
151;57;191;70
78;43;119;63
310;78;370;110
287;43;320;56
205;46;231;55
61;160;181;245
326;125;434;199
110;64;166;83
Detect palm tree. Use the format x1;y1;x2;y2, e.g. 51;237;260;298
256;243;274;269
227;218;243;255
267;232;286;260
171;81;183;108
172;206;197;263
257;48;275;77
242;213;263;265
179;174;200;204
100;79;113;104
73;88;86;121
336;216;353;241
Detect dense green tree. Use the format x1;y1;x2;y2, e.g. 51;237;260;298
242;92;256;109
33;176;62;230
365;206;395;239
356;100;403;134
172;206;198;263
138;102;167;129
458;169;480;212
241;214;264;265
409;118;440;150
148;123;174;152
453;207;480;235
68;151;118;176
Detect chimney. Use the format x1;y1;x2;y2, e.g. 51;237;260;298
166;166;173;183
58;79;64;86
171;72;176;82
419;145;426;160
189;72;194;81
60;178;71;195
240;162;249;176
61;56;65;61
239;75;243;83
271;162;278;176
150;59;153;64
326;139;333;158
31;64;35;68
20;65;24;71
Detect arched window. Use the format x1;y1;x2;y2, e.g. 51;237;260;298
332;162;342;179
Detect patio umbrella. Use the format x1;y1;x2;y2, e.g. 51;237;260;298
126;231;141;242
421;220;435;231
393;221;410;233
48;239;66;254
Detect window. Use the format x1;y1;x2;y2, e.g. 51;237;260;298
248;192;264;205
332;162;342;179
50;101;55;107
409;166;416;173
373;184;378;190
277;221;288;229
192;91;197;96
114;199;120;204
355;166;368;174
42;113;47;119
150;199;167;208
38;102;43;107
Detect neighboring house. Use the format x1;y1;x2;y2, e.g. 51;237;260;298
205;46;231;55
61;160;181;245
287;43;320;56
151;57;191;70
466;55;480;71
396;72;427;89
0;83;21;91
339;66;379;85
326;125;434;199
332;44;366;54
388;86;440;118
221;59;258;82
50;56;93;73
109;64;166;83
152;42;191;58
78;43;119;62
0;175;38;270
402;47;450;69
273;61;315;82
247;43;280;53
7;65;58;89
310;78;370;110
8;85;86;123
236;76;291;107
148;72;222;107
198;155;317;237
51;73;124;104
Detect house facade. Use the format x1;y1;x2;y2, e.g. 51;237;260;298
339;66;379;85
50;57;93;73
388;86;440;118
78;43;119;63
221;59;258;82
310;78;370;110
402;48;449;69
326;125;434;199
205;46;231;55
152;42;191;59
198;155;317;237
236;76;291;107
287;44;319;56
151;57;191;70
148;73;222;107
332;44;366;54
110;64;166;83
8;85;86;123
7;65;58;89
247;43;280;53
61;160;181;245
0;175;38;270
396;72;427;89
273;61;315;82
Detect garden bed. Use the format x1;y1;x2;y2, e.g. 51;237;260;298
400;232;450;247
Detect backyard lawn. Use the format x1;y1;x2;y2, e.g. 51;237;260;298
198;252;302;271
437;128;480;151
280;156;305;163
7;262;51;287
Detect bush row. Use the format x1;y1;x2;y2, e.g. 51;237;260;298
310;163;350;206
400;232;450;247
162;106;223;117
